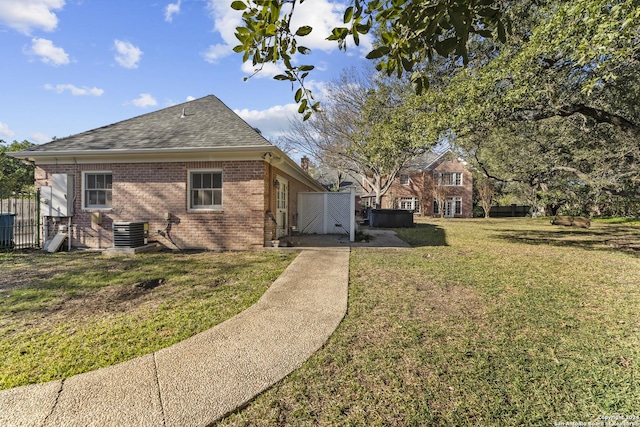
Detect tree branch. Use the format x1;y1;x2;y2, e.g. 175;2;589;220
519;103;640;138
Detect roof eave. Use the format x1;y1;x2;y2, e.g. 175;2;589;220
10;145;326;192
9;145;273;163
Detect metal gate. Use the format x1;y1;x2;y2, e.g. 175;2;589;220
297;188;355;242
0;190;40;250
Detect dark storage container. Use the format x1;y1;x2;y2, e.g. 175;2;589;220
0;213;16;248
369;209;414;228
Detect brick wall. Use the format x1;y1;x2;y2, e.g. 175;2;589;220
36;160;290;251
386;159;474;218
262;164;312;243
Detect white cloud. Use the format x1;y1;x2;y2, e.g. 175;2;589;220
114;39;142;69
29;132;50;143
29;37;69;66
0;122;16;139
186;96;196;101
235;104;300;139
240;61;286;79
164;0;181;23
304;80;329;102
204;1;243;61
131;93;157;108
204;0;371;74
202;43;231;64
0;0;64;34
44;83;104;96
288;0;371;53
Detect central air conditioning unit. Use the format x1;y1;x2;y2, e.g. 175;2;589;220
112;221;148;248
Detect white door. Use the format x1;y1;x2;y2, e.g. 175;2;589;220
444;199;454;218
275;176;288;238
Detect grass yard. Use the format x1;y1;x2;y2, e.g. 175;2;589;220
217;218;640;426
0;250;296;390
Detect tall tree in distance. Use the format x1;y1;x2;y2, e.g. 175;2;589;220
0;140;35;194
429;0;640;215
282;68;439;207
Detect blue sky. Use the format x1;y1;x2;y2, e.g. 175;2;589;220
0;0;371;145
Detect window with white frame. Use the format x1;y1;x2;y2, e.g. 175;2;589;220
189;170;222;209
454;197;462;215
435;172;462;186
400;174;410;185
433;197;462;216
399;197;419;213
83;172;112;209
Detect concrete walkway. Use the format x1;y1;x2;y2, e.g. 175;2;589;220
0;248;350;427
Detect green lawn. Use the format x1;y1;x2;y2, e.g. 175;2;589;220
217;218;640;426
0;250;296;390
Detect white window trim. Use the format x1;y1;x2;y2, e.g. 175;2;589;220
435;172;463;186
454;196;462;215
433;197;462;216
187;168;223;211
400;174;410;186
399;197;419;213
82;171;113;210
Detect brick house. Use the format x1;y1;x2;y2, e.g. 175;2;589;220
11;95;324;250
363;150;473;218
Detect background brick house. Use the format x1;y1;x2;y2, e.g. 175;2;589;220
11;95;324;250
366;150;473;218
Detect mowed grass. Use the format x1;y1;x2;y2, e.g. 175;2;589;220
0;250;295;390
217;218;640;426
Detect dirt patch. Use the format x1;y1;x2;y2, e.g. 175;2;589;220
136;278;165;290
411;282;487;323
46;279;168;320
0;263;69;294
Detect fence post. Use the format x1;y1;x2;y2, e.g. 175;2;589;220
36;188;41;248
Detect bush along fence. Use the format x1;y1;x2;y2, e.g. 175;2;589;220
0;190;40;250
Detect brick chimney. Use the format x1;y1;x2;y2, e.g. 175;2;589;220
300;156;310;173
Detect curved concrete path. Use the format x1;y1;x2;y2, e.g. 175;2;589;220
0;248;350;427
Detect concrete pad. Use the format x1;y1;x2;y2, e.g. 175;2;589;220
0;381;62;427
44;354;163;427
258;250;349;314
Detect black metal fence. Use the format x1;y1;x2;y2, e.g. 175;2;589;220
0;190;40;250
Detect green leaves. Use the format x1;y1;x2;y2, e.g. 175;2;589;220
295;26;312;36
230;0;246;10
231;0;510;118
366;46;390;60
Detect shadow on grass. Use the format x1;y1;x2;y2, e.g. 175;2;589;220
493;224;640;255
394;223;448;247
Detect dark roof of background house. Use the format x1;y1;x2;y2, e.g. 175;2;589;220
404;149;451;170
24;95;272;152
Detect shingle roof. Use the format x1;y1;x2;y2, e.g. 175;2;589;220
25;95;272;152
404;149;451;170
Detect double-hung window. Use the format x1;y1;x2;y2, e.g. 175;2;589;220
189;170;223;209
435;172;462;186
84;172;112;209
400;174;410;185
